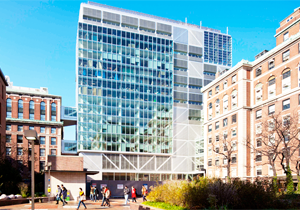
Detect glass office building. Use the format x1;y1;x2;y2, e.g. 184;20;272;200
76;2;232;181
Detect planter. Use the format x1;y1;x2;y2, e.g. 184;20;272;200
0;198;28;206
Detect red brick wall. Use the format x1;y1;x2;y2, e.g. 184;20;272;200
48;156;83;171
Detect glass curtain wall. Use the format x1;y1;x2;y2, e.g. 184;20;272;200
77;23;174;154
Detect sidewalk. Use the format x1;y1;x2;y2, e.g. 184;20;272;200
0;198;144;210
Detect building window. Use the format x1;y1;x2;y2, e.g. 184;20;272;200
282;69;291;92
29;126;34;130
6;135;11;143
208;148;212;156
40;102;46;121
256;67;262;77
232;114;237;124
283;99;290;110
232;128;237;137
29;100;34;120
18;100;23;119
268;76;276;98
255;83;263;103
208;137;212;144
17;148;23;156
257;138;262;147
223;118;228;127
215;158;219;166
18;125;23;132
232;75;237;84
40;161;45;171
215;99;220;116
6;98;12;118
215;85;219;93
256;152;262;162
256;109;262;119
223;95;228;112
223;143;227;151
223;158;228;165
6;147;11;156
40;137;45;145
208;103;213;120
232;155;237;163
257;167;262;176
223;80;228;89
51;127;56;134
6;124;11;131
17;135;23;143
208;90;212;97
216;135;219;142
40;127;45;133
40;149;45;157
215;121;219;130
232;141;237;151
223;131;228;140
282;50;290;62
268;104;275;115
51;137;56;145
51;149;56;155
51;103;56;121
208;124;212;132
256;123;262;134
231;90;237;108
283;32;289;41
208;159;212;166
268;59;275;70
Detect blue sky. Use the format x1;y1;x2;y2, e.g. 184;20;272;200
1;1;299;139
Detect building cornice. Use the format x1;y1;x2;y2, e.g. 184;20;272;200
6;89;61;99
274;18;300;38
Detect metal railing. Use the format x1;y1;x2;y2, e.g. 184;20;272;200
87;1;221;33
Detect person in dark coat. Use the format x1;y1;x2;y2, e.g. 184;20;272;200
62;187;67;206
56;185;64;204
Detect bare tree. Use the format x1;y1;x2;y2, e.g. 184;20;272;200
211;129;237;182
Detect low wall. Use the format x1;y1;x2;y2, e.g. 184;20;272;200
0;198;28;206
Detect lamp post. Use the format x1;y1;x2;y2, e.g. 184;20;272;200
24;130;39;210
46;162;52;203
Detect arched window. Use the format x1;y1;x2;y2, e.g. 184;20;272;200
40;102;45;121
18;100;23;119
29;100;34;120
282;68;291;92
208;103;213;120
231;90;237;108
6;98;12;118
255;83;263;103
51;103;56;121
223;95;228;112
268;76;276;98
215;99;220;116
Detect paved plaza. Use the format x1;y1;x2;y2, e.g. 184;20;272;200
0;198;144;210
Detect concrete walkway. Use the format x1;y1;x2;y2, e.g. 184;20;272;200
0;198;144;210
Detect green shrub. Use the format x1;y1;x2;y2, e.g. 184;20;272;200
286;166;294;195
18;183;29;198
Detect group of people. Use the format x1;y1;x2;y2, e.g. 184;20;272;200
56;184;68;206
75;184;148;209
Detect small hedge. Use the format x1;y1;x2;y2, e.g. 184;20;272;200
147;177;286;209
143;201;187;210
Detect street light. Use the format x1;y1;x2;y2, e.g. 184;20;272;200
24;130;39;210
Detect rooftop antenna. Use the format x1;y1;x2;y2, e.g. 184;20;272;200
200;21;202;28
226;27;228;35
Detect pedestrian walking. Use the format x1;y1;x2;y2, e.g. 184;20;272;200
105;187;111;207
56;185;64;204
93;186;99;202
131;186;137;203
89;186;94;201
124;186;130;205
141;186;147;202
62;187;68;206
61;184;68;204
100;186;106;206
77;188;87;210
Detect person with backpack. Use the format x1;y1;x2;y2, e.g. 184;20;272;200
62;187;68;206
77;188;87;210
131;186;137;202
141;186;147;201
93;186;99;202
56;185;64;204
100;186;106;206
124;186;130;205
105;187;111;207
61;184;68;205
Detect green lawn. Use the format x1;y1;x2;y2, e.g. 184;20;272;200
142;201;188;210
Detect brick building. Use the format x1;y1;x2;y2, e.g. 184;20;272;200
5;76;63;175
202;8;300;179
0;70;8;160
